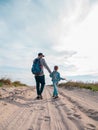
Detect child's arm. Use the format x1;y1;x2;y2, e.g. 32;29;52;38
57;73;64;81
58;73;67;81
60;77;65;80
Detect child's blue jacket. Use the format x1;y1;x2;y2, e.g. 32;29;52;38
50;71;65;83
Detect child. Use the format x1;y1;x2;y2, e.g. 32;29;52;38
50;65;66;98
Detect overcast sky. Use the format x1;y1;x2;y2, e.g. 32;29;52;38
0;0;98;85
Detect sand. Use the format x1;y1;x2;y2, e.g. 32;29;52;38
0;86;98;130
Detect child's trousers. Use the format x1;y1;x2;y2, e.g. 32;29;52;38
53;81;58;96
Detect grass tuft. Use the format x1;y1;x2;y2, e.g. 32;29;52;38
59;81;98;91
0;78;27;87
12;81;27;87
0;78;12;87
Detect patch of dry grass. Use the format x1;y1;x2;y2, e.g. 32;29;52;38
59;81;98;91
0;78;27;87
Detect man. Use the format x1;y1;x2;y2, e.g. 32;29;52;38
33;53;51;99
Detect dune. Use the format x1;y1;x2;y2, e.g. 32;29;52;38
0;86;98;130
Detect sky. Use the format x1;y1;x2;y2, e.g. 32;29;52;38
0;0;98;86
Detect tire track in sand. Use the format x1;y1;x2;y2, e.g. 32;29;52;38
0;86;98;130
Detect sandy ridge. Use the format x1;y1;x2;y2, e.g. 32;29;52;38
0;86;98;130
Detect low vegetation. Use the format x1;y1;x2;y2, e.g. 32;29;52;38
0;78;27;87
59;81;98;91
0;78;98;91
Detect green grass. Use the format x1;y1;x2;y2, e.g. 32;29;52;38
0;82;3;87
59;81;98;91
0;78;12;87
12;81;27;87
0;78;27;87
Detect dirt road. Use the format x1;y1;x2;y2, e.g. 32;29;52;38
0;86;98;130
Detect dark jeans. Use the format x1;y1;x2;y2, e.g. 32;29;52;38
35;75;45;96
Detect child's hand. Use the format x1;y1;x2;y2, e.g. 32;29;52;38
49;73;52;77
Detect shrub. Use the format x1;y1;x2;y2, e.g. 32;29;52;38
59;81;98;91
0;82;3;87
0;78;12;85
0;78;27;87
12;81;27;87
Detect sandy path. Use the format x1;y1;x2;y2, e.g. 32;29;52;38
0;86;98;130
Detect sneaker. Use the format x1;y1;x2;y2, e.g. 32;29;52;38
39;95;43;99
36;96;40;99
54;96;59;99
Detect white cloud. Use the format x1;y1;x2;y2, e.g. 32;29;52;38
0;0;98;85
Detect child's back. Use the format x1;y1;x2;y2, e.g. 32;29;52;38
50;65;66;98
50;71;64;83
50;66;65;83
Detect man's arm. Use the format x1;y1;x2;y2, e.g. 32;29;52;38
41;58;51;73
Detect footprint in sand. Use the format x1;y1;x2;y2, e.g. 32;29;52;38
67;115;75;120
30;110;33;112
73;113;82;119
44;116;51;121
38;117;44;120
2;102;7;105
67;112;81;120
85;123;96;130
87;109;98;121
40;106;46;110
57;103;66;107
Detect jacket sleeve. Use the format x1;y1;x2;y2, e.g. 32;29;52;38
41;59;51;73
50;72;53;77
58;72;65;81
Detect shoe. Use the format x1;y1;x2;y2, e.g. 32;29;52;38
36;96;40;99
39;95;43;99
54;96;59;99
